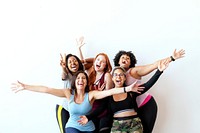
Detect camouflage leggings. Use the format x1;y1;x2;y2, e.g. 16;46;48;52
111;117;143;133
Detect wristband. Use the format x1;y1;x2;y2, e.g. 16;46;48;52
170;56;175;61
124;87;126;93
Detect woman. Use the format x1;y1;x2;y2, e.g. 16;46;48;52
113;49;185;133
57;53;84;133
77;39;115;132
56;37;89;133
79;50;114;132
86;53;113;133
11;71;143;133
78;59;169;133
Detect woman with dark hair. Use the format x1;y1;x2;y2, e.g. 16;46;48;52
113;49;185;133
56;53;85;133
11;70;144;133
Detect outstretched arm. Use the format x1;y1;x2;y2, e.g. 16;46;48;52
136;59;169;95
131;49;185;78
11;81;70;98
89;80;144;101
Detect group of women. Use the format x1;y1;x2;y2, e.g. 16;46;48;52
11;37;185;133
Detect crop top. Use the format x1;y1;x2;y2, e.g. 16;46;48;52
108;69;163;115
109;93;135;115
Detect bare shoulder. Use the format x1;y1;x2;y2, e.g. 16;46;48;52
88;90;98;98
63;89;71;97
105;72;112;78
129;67;141;79
104;72;112;81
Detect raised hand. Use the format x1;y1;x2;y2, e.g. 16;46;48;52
93;82;106;91
158;59;169;71
11;81;25;93
77;115;88;125
76;36;85;49
172;49;185;60
126;80;144;93
60;53;66;68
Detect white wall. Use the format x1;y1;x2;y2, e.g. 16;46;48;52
0;0;199;133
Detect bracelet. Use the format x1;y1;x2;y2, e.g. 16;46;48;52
170;56;175;61
124;87;126;93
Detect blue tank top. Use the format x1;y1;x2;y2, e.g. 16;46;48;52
65;93;95;131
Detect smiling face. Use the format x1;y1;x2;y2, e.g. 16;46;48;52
94;55;107;72
67;56;80;73
118;54;131;69
75;72;87;90
112;68;126;88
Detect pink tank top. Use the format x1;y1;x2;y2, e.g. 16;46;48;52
125;69;152;108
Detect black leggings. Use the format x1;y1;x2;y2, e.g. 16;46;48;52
90;116;112;133
137;97;157;133
56;104;69;133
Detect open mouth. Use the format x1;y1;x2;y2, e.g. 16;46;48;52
122;61;127;64
77;82;84;86
115;79;123;85
71;65;77;70
95;64;101;69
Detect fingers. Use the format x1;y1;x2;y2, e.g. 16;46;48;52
11;83;21;93
76;36;85;47
173;49;177;54
137;88;144;92
179;49;185;56
162;59;169;65
77;116;86;125
12;88;22;93
63;53;66;63
11;81;25;93
79;36;84;44
163;59;170;67
136;83;144;87
174;49;185;59
158;59;169;71
60;53;63;59
99;83;106;91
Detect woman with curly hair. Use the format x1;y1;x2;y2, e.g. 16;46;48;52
113;49;185;133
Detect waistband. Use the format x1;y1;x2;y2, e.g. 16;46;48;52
113;115;138;120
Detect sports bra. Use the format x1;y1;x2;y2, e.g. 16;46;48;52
109;92;135;115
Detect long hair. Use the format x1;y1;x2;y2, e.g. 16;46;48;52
88;53;112;90
65;54;84;75
113;50;137;68
71;70;90;96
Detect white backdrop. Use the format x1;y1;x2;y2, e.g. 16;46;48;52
0;0;199;133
